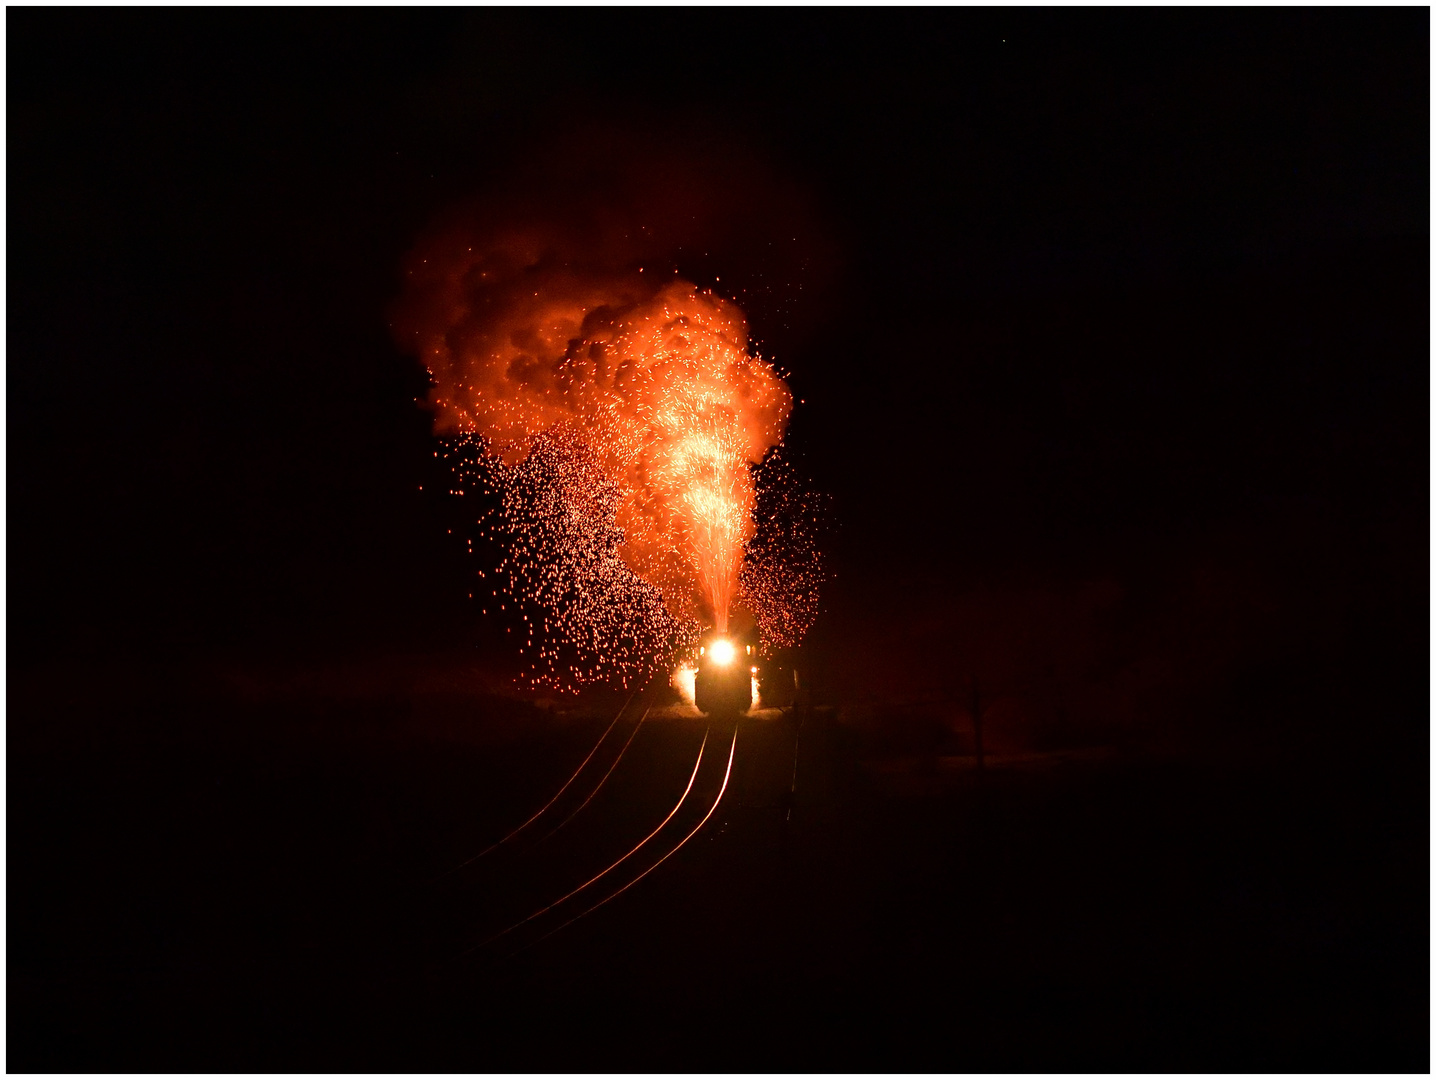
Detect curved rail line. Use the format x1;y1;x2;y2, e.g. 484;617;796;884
537;705;652;844
429;689;638;883
518;723;739;955
461;725;712;959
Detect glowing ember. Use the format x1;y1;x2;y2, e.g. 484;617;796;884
439;429;685;692
740;444;830;651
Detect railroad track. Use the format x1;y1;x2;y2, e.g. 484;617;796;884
480;718;739;960
421;700;743;970
426;689;644;883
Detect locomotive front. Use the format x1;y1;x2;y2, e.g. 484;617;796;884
692;632;757;717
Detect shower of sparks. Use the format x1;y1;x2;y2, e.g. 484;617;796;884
739;444;830;653
442;431;828;693
440;429;692;693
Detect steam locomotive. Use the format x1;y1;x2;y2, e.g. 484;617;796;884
692;632;757;716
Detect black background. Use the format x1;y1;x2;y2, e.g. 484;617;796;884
10;9;1429;1071
12;10;1425;661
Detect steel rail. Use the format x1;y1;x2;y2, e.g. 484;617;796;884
461;724;711;958
536;705;652;844
787;710;804;822
518;722;738;955
428;689;637;882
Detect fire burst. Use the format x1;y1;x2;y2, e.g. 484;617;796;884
398;243;825;691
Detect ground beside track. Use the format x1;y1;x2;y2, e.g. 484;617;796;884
9;663;1425;1071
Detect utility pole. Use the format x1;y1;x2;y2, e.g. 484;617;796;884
971;676;985;774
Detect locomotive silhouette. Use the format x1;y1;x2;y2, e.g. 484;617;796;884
692;632;756;717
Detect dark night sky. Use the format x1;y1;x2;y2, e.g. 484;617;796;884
10;9;1427;685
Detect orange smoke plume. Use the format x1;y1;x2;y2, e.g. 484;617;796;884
394;231;791;633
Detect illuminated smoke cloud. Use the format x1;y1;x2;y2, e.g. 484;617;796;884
393;148;828;689
397;232;791;626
